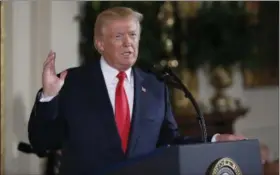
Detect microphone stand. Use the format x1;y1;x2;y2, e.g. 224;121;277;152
158;66;208;143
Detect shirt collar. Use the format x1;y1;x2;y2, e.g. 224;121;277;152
100;56;132;83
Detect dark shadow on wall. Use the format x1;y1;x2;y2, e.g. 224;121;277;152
12;95;31;174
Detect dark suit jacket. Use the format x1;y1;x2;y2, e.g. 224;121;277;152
28;59;211;175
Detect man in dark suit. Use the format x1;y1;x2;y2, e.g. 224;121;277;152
28;7;247;175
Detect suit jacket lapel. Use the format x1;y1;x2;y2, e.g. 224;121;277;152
127;67;145;156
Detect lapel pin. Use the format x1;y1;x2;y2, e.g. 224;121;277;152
141;87;146;92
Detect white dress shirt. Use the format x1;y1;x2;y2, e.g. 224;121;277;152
100;57;134;118
39;57;218;142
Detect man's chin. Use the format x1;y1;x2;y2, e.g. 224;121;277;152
119;61;136;70
122;57;136;64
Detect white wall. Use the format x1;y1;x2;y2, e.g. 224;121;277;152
3;1;79;174
2;1;278;174
236;87;279;160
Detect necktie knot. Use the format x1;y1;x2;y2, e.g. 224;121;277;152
117;71;127;82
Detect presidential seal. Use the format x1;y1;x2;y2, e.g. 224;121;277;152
209;157;242;175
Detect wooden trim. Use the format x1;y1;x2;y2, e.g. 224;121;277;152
0;2;4;174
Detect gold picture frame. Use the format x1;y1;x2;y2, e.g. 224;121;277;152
1;1;4;174
243;68;279;88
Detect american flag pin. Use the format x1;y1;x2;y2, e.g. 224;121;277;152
141;87;146;92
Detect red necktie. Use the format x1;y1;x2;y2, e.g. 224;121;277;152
115;72;131;152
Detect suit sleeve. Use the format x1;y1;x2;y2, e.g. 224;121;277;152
28;89;66;157
157;85;212;147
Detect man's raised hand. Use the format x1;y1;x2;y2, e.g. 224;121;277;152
42;51;67;97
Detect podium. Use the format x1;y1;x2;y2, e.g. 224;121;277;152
104;139;263;175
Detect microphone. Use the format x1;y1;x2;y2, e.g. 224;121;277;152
17;142;48;157
18;142;34;153
137;62;180;87
139;62;208;143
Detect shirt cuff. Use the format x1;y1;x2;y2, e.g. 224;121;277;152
39;92;56;102
211;133;220;142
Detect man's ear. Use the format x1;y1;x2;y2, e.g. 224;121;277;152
94;39;104;53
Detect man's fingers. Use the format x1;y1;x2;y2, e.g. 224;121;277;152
217;134;247;142
43;52;56;74
43;57;52;67
47;50;54;57
50;58;56;72
229;135;247;141
234;134;247;140
44;57;53;69
44;51;56;67
43;58;55;74
227;135;238;141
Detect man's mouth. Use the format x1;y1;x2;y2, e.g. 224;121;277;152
122;51;132;56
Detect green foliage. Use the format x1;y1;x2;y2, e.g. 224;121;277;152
184;2;258;70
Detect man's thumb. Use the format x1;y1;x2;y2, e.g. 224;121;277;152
60;70;68;81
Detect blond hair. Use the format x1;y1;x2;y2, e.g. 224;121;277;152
94;7;143;52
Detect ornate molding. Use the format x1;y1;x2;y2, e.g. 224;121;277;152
0;2;5;174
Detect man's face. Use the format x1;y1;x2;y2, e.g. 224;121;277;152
96;18;140;71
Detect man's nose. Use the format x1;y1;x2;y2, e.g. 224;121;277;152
123;35;132;47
